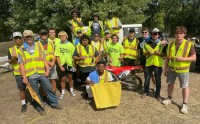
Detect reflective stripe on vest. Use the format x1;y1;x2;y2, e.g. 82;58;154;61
9;46;21;75
38;41;54;62
70;18;83;32
123;38;138;59
19;42;45;77
77;45;95;67
167;39;192;73
105;17;119;34
144;41;164;67
99;71;108;84
91;41;102;52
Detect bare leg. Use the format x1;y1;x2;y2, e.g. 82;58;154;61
182;88;189;103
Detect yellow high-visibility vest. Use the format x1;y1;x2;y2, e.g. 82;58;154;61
101;38;112;52
70;18;83;33
9;46;21;75
105;17;119;35
91;41;102;52
77;44;95;67
123;38;138;59
167;39;192;73
38;41;54;62
19;42;45;77
143;41;164;67
48;38;61;46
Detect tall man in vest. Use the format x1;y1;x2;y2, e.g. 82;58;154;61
122;28;139;66
87;13;104;40
69;9;83;38
105;10;122;35
18;30;62;115
85;61;113;103
141;28;167;101
162;26;196;114
38;29;58;93
8;32;27;112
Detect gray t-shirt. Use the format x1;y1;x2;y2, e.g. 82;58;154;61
18;43;45;79
91;22;101;35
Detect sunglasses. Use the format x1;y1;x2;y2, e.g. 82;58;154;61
94;35;99;37
41;33;48;36
142;32;147;34
153;32;159;35
25;36;33;38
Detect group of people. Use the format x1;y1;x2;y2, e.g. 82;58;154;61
8;9;196;115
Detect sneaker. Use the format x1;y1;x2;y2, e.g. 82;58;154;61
140;93;148;98
180;104;188;114
70;91;76;97
21;104;27;113
86;97;93;104
59;94;64;100
162;98;172;105
53;104;63;110
38;110;46;116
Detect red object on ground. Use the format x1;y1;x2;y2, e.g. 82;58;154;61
106;66;143;75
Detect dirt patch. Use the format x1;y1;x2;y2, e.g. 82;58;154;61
0;71;200;124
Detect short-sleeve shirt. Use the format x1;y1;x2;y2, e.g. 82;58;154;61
55;41;75;66
87;71;113;84
106;43;125;66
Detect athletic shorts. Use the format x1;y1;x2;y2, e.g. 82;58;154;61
15;75;26;90
166;68;189;88
57;64;73;78
49;65;58;80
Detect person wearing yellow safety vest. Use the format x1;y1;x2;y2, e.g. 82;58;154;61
73;34;99;85
85;61;113;103
141;28;167;101
162;26;196;114
69;9;84;38
38;29;58;96
55;31;76;99
101;30;112;62
18;30;62;116
87;13;104;40
105;10;122;35
73;29;83;47
106;34;124;66
48;28;61;47
91;33;103;53
122;28;139;66
8;32;27;113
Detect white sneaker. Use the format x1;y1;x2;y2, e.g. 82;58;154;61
162;98;172;105
59;94;65;100
86;97;93;104
180;104;188;114
70;91;76;97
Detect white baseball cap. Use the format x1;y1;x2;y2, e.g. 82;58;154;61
13;32;22;38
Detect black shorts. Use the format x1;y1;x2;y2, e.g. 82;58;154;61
15;75;26;90
57;64;73;78
123;58;136;66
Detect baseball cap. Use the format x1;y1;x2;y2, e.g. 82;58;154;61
39;29;48;35
152;28;159;33
13;32;22;38
105;30;110;34
129;28;135;33
77;29;82;33
23;30;34;36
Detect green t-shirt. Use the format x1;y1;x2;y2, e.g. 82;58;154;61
107;43;124;66
48;38;61;46
55;41;75;66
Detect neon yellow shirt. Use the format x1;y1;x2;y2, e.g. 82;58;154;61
55;41;75;66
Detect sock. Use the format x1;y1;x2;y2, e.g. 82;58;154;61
168;96;172;99
183;102;187;105
21;99;26;105
61;89;65;95
70;87;74;93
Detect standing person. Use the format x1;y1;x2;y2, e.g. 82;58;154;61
38;29;58;93
138;27;156;91
141;28;167;101
122;28;139;66
91;33;103;53
8;32;27;112
73;29;83;47
73;34;99;85
85;61;113;103
101;30;112;62
104;10;122;35
48;28;61;46
55;31;76;99
69;9;83;38
162;26;196;114
106;34;124;66
87;13;104;40
18;30;62;115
